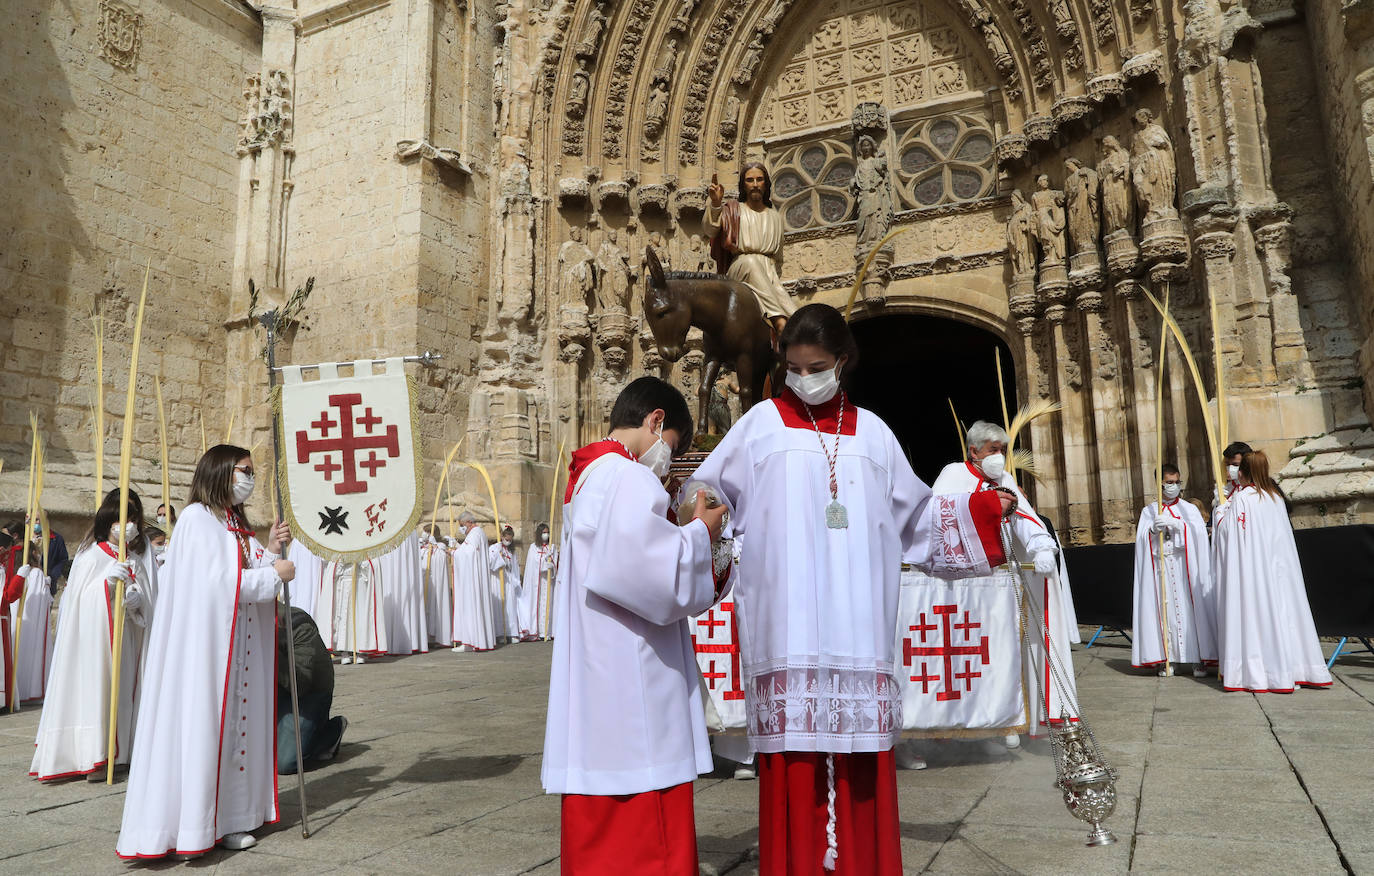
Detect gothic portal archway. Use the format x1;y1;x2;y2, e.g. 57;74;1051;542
847;313;1016;484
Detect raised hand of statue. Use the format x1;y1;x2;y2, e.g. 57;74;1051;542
708;172;724;208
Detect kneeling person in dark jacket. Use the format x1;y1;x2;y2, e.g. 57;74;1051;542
277;606;348;774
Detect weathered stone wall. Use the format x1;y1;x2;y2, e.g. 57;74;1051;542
0;0;261;532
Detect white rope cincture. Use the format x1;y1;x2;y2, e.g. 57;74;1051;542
823;753;839;870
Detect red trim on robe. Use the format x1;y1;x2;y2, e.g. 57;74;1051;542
565;441;636;503
560;781;698;875
772;389;857;435
967;490;1007;567
756;750;902;876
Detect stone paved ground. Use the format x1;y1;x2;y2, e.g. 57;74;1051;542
2;634;1371;875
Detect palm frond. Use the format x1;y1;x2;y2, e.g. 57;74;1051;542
1007;399;1062;449
1010;447;1042;481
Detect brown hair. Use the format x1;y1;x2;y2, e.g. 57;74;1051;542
1239;450;1281;499
737;161;773;208
189;444;253;525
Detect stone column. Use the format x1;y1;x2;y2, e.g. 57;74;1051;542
1046;303;1096;543
1116;278;1162;503
1251;209;1311;384
1014;313;1065;531
1076;288;1135;541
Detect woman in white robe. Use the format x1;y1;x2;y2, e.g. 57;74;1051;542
451;515;495;651
12;559;54;704
320;558;386;661
1213;450;1331;693
31;490;158;780
381;531;427;655
520;523;556;640
116;445;296;859
693;304;1012;874
422;530;453;645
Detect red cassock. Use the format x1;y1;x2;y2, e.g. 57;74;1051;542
3;545;22;709
560;783;698;875
757;751;901;876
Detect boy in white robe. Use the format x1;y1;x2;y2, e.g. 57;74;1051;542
1131;463;1217;675
452;513;495;651
520;523;556;640
117;445;296;858
542;376;726;873
31;490;158;780
1213;450;1331;692
489;526;521;642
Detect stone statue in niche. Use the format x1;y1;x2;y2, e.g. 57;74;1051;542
1097;134;1138;276
1064;157;1102;287
568;60;591;120
575;4;607;59
733;36;765;86
1032;174;1067;266
669;0;694;33
852;133;894;298
760;0;787;35
641;231;670;279
1050;0;1075;34
645;83;669;142
595;229;633;315
652;36;680;85
1031;174;1069;301
1130;109;1188;262
1007;189;1037;278
558;226;597;306
717;95;741;158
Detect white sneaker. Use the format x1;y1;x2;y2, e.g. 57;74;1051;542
340;656;353;665
1193;665;1209;678
894;745;927;771
1004;734;1021;750
733;764;756;780
451;645;463;652
354;655;366;665
221;832;256;851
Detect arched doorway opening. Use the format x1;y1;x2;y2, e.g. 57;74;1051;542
847;314;1017;484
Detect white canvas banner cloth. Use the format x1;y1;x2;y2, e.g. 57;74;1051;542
278;358;422;562
895;568;1026;735
689;595;748;733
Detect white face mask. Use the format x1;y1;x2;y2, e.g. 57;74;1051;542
639;423;673;480
153;543;167;557
108;521;138;543
980;452;1006;481
502;538;513;548
1162;482;1182;501
156;514;167;526
1227;464;1240;482
232;471;255;504
785;366;841;406
540;533;550;544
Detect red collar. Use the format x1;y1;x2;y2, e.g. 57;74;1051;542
565;440;636;503
772;389;856;436
965;460;1000;488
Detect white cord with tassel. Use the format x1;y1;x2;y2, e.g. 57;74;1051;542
823;753;839;870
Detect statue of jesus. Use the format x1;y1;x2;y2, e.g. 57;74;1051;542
704;162;794;340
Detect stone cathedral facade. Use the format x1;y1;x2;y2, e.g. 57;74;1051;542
6;0;1374;545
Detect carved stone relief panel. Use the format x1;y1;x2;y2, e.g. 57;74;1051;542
99;0;142;71
750;0;992;140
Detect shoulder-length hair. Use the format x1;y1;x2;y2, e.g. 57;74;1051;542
738;161;774;208
80;487;147;556
189;444;253;526
1240;450;1281;499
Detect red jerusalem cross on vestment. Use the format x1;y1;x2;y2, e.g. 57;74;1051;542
903;603;991;702
691;603;744;701
296;393;401;495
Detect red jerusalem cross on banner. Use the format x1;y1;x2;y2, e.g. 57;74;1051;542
295;393;401;495
690;599;747;731
903;603;990;702
278;358;423;564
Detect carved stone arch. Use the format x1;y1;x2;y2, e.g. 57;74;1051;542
848;295;1016;349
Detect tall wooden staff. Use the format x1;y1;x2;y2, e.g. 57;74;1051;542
545;439;566;638
1154;286;1173;677
155;376;172;535
257;305;311;837
107;266;148;783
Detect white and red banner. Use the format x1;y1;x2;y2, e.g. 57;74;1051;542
690;596;748;733
277;358;422;563
894;568;1027;736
